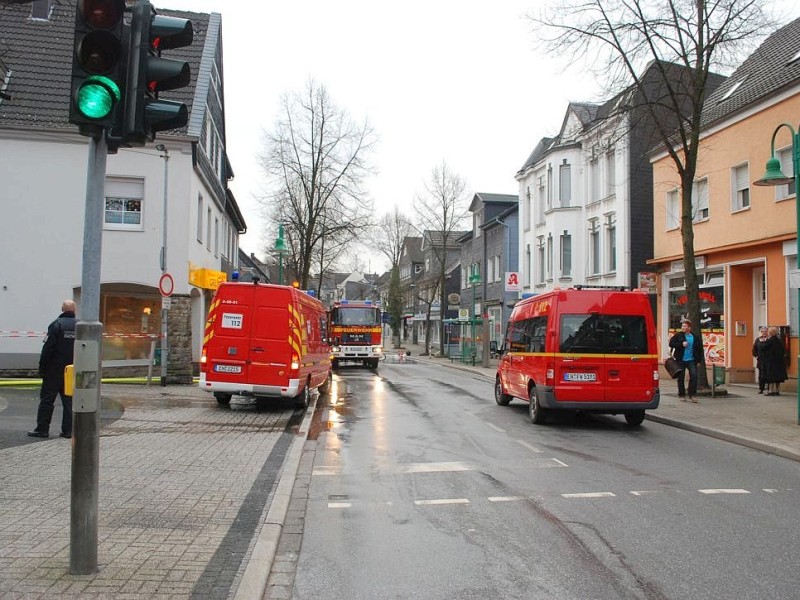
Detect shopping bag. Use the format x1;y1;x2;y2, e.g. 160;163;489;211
664;357;682;379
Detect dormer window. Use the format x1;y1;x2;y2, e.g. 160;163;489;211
30;0;53;20
474;211;483;237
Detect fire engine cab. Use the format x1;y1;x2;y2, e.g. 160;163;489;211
328;300;383;369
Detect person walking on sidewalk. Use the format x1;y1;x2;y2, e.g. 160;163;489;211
752;325;769;394
28;300;77;439
669;319;704;402
762;326;787;396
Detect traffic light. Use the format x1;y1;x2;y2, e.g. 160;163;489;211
119;1;193;146
69;0;127;135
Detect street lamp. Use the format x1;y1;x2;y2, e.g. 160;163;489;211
468;265;481;358
273;224;288;285
753;122;800;425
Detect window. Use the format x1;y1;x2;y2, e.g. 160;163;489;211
214;217;219;257
537;237;545;284
590;157;600;202
525;244;531;286
414;264;423;274
560;314;647;354
692;178;709;222
546;234;553;280
197;195;203;242
547;165;553;210
606;150;616;196
524;187;531;231
487;256;494;283
731;163;750;211
537;175;546;222
104;177;144;230
462;266;468;290
494;256;501;282
776;146;796;200
206;208;212;250
666;188;680;230
474;211;482;237
559;160;571;206
560;231;571;277
589;219;600;275
605;214;617;273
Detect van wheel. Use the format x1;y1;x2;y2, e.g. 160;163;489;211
625;410;645;426
294;384;310;409
529;387;547;425
494;377;512;406
332;359;339;370
319;371;332;395
214;393;231;406
368;359;379;370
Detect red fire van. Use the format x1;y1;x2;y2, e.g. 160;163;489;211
199;281;332;409
494;287;660;426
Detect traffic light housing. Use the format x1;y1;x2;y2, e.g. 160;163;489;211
69;0;127;135
118;1;193;147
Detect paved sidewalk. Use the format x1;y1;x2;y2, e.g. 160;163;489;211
399;341;800;462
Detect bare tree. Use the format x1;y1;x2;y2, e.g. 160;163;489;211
259;80;376;289
367;208;415;345
532;0;772;388
414;161;470;355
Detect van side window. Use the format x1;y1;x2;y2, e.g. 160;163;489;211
560;314;647;354
528;316;547;352
506;319;530;352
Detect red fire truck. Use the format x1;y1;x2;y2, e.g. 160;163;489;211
328;300;383;369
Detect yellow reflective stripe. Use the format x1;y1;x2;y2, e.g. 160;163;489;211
507;352;659;359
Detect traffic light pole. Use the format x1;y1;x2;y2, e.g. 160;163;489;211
70;133;106;575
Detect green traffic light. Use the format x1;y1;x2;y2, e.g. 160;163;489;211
75;75;120;120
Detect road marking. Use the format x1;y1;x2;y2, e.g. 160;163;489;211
561;492;616;499
485;422;505;433
698;489;750;495
328;502;352;508
397;461;473;473
515;439;544;453
551;458;569;467
312;466;340;476
488;496;525;502
630;490;659;496
414;498;470;506
763;489;778;494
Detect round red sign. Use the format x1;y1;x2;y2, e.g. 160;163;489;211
159;273;174;297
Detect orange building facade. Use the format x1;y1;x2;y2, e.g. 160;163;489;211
651;89;800;387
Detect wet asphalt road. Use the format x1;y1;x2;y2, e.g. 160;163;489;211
288;359;800;600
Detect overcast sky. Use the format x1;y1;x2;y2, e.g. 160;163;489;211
155;1;798;273
152;0;605;269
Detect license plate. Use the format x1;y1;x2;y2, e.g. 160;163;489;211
214;364;242;374
564;372;596;382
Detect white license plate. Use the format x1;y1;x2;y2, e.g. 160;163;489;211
564;372;596;382
214;364;242;374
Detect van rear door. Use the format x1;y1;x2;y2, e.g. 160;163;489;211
556;312;606;402
601;293;654;402
207;284;255;383
247;287;292;387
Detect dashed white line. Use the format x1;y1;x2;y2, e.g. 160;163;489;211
328;502;352;508
312;466;340;476
698;489;750;495
488;496;525;502
630;490;659;496
551;458;569;467
485;422;506;433
414;498;470;506
763;489;778;494
561;492;616;499
397;461;473;473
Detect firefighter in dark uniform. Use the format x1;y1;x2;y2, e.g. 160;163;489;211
28;300;77;439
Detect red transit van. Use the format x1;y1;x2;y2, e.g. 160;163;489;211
199;281;332;409
495;286;660;426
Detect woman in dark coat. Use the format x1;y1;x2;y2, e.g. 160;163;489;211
761;326;787;396
751;326;769;394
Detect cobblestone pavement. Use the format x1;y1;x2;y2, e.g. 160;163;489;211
0;383;308;599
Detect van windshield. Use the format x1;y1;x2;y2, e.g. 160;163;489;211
560;314;647;354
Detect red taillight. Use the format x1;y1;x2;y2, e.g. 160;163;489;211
290;353;300;370
200;348;207;371
546;362;555;385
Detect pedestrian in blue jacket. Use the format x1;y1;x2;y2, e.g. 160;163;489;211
669;319;704;403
